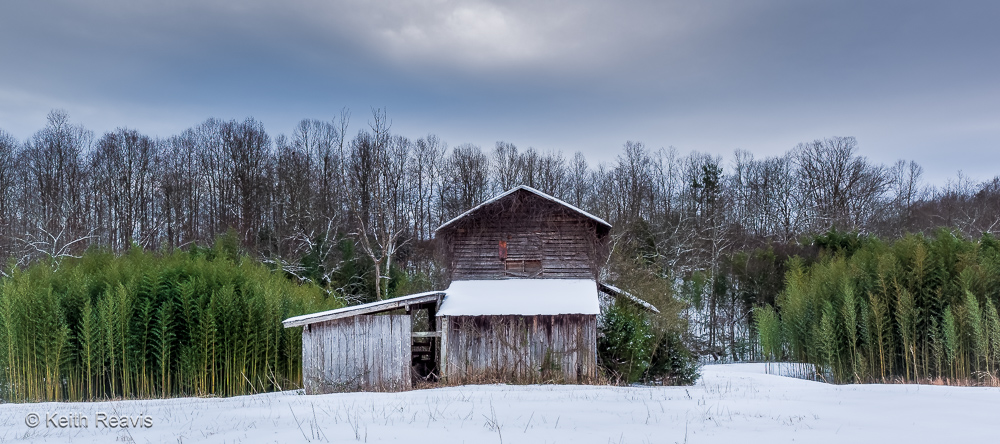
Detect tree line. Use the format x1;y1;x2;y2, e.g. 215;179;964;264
2;108;1000;362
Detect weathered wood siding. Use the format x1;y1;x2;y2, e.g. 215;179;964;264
301;314;411;393
442;314;597;384
443;191;607;280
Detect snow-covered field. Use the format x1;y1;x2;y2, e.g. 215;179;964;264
1;364;998;443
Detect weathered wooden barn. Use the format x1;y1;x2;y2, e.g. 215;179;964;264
283;185;656;393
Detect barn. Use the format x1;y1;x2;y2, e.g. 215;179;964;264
283;185;656;393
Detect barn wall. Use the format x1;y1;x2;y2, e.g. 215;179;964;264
446;194;604;280
302;314;411;393
442;314;597;384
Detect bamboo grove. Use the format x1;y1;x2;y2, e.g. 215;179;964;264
757;230;1000;384
0;239;340;402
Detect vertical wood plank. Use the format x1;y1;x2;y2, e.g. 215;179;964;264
440;316;450;382
302;314;414;393
304;312;601;391
444;314;596;385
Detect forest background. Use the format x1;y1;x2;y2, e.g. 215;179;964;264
2;109;1000;398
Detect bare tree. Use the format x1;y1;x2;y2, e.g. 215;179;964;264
294;116;347;227
644;147;698;274
348;109;411;300
492;141;522;193
567;151;590;208
588;163;616;226
909;171;1000;237
273;133;315;256
221;118;272;250
0;130;19;261
794;136;889;232
611;141;654;226
521;147;541;189
90;128;159;250
882;159;925;234
269;117;347;263
18;110;93;261
439;143;491;222
729;150;801;242
160;129;204;248
289;111;351;286
268;129;345;287
535;149;568;197
768;154;802;242
650;147;681;220
193;118;231;241
410;134;446;241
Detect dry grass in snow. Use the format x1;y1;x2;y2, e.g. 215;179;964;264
0;364;998;443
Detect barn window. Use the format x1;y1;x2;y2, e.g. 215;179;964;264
505;260;521;272
523;260;542;273
505;259;543;275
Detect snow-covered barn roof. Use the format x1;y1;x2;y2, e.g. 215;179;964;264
282;280;660;327
435;185;612;233
283;291;445;327
437;279;601;316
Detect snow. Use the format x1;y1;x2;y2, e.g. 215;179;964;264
438;279;600;316
436;185;612;233
3;364;999;443
283;291;443;327
598;282;660;313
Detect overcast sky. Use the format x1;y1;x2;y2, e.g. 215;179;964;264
1;0;998;184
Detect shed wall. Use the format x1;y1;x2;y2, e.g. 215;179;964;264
442;314;597;384
302;314;411;393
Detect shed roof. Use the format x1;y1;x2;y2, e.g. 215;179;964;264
435;185;612;233
437;279;600;316
282;291;445;328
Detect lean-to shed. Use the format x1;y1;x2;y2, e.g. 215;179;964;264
283;291;444;393
283;185;656;393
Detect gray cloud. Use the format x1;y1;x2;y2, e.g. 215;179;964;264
1;0;997;183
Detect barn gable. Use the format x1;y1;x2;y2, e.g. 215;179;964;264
437;185;611;234
436;186;611;281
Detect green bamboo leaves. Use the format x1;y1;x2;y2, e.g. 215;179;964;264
759;230;1000;384
0;248;339;402
754;305;781;361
